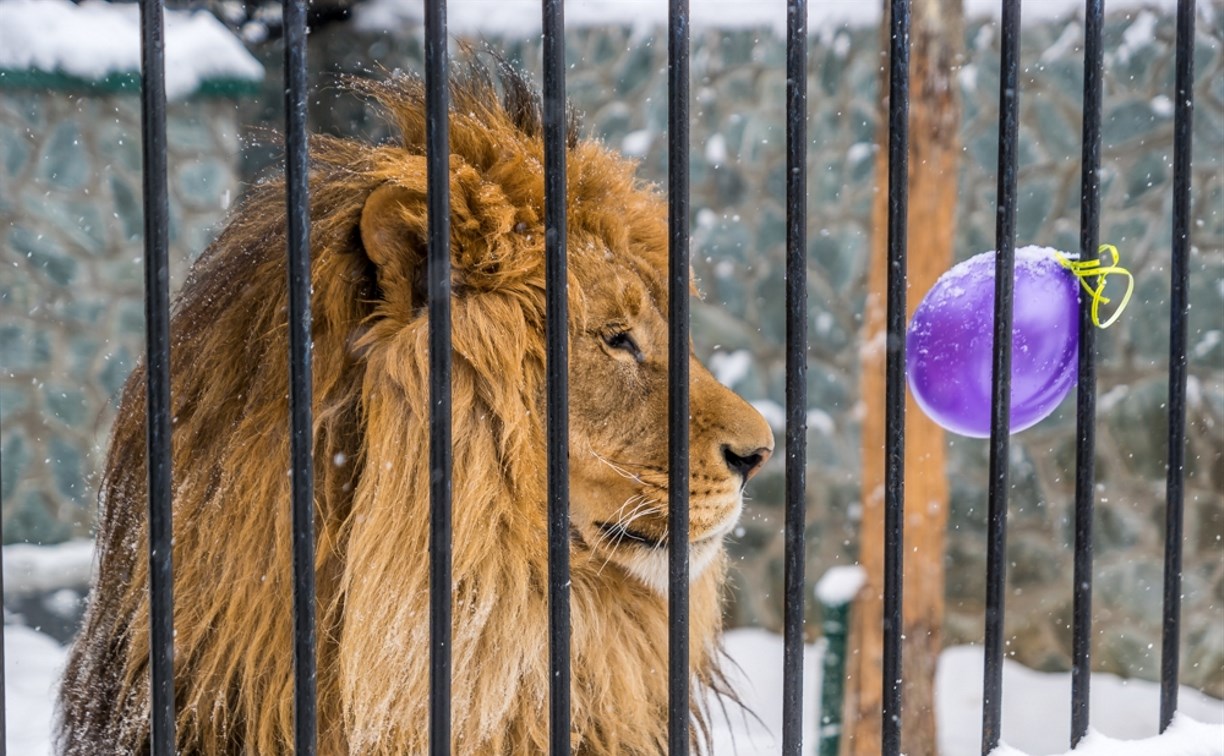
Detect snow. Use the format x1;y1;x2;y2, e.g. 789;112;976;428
846;142;875;165
991;717;1224;756
1151;94;1176;118
806;407;836;436
814;565;867;606
959;64;979;92
3;624;65;756
750;399;786;430
1039;22;1082;64
709;349;753;389
354;0;1185;35
2;540;93;598
705;133;728;166
0;0;264;100
1115;10;1160;63
714;632;1223;756
938;645;1224;755
5;622;1223;755
711;627;824;752
620;128;654;158
817;562;866;604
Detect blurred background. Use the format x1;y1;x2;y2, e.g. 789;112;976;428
1;0;1221;751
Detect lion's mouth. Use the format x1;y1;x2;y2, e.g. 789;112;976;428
593;521;725;550
595;521;665;549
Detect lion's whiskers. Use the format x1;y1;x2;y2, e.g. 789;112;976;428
590;494;664;578
615;500;661;534
588;449;646;485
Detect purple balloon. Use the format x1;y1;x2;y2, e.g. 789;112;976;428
906;246;1080;438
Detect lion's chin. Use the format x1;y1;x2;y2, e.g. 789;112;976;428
620;537;724;597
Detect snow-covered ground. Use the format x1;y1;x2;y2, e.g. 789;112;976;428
6;622;1221;755
712;628;1224;756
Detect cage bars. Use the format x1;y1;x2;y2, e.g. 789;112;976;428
1070;0;1104;745
880;1;911;754
137;0;176;752
1;407;7;754
981;1;1022;752
424;1;454;753
105;1;1199;753
1161;0;1196;734
781;1;809;754
283;0;318;752
542;1;572;753
667;1;692;753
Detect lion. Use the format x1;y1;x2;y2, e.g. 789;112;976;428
57;62;774;755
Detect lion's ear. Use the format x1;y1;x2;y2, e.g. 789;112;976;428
361;163;525;314
359;182;431;313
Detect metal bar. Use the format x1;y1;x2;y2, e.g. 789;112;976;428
1;399;6;755
781;1;809;754
283;0;317;752
542;1;572;753
1161;0;1196;733
981;0;1021;752
668;0;691;752
425;1;453;753
881;1;910;753
137;0;175;752
1070;0;1104;745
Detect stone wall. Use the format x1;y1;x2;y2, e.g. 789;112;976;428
0;89;244;542
2;5;1220;698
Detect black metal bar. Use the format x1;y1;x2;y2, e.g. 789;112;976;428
668;0;691;752
982;1;1021;752
542;1;572;753
283;0;317;752
1070;0;1104;745
881;1;910;753
0;398;6;756
1161;0;1195;734
425;1;453;753
781;1;808;754
138;0;175;752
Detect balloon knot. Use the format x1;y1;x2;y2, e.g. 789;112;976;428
1053;244;1134;329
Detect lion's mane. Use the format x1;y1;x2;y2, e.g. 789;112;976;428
57;64;732;755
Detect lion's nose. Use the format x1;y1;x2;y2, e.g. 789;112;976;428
722;445;772;481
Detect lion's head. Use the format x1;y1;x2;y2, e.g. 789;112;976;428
564;260;773;594
58;62;772;755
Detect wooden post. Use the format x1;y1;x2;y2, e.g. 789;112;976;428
841;1;963;754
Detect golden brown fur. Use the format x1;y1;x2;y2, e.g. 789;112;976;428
57;63;773;755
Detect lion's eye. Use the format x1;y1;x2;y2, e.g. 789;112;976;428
604;331;644;362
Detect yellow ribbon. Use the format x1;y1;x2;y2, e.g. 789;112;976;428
1053;244;1134;329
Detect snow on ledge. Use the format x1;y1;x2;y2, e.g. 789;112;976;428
0;0;263;100
354;0;1184;36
